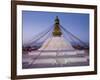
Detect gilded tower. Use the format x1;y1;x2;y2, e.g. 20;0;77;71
53;16;62;36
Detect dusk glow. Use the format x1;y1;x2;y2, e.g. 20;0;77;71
22;11;89;44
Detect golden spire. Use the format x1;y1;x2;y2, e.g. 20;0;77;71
53;16;62;36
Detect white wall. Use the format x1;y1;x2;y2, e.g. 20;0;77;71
0;0;99;80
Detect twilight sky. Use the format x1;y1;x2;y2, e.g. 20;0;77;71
22;11;89;45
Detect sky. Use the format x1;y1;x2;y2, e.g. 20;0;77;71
22;11;89;45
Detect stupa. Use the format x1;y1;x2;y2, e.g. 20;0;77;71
39;16;74;51
22;16;89;68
